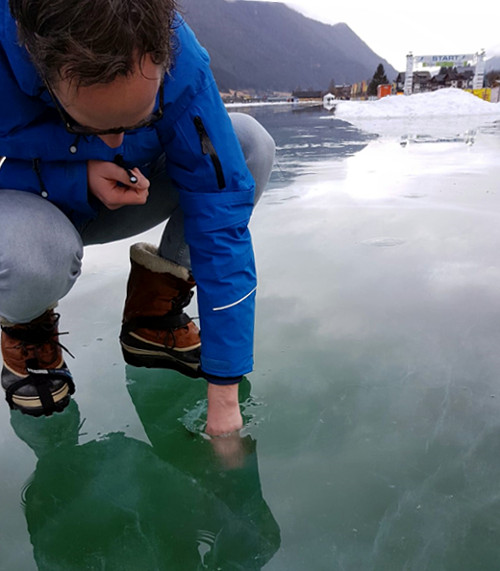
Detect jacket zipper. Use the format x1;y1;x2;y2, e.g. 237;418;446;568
32;158;49;198
193;116;226;190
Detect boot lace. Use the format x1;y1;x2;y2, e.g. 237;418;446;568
2;312;76;414
163;290;196;349
4;312;75;369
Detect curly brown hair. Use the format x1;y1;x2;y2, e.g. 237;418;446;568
9;0;178;86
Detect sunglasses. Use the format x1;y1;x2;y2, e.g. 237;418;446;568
44;78;164;136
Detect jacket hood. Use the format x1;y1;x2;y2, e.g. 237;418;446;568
0;1;43;96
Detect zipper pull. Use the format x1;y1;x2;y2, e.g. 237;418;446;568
193;116;214;155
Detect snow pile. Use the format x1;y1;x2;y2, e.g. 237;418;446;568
335;88;500;120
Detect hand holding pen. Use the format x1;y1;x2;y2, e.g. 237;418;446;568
114;153;138;184
87;159;150;210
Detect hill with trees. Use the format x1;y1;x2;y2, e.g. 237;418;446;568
486;56;500;72
179;0;398;92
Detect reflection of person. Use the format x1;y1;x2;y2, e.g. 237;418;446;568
0;0;275;434
12;373;281;570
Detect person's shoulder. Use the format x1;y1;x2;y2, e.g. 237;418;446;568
172;14;210;68
162;13;213;104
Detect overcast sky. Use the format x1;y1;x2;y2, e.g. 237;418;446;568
243;0;500;71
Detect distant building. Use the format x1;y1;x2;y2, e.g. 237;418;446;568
267;96;293;103
413;71;432;92
323;92;336;110
395;72;405;93
332;85;352;100
395;71;431;93
292;90;323;101
430;67;474;90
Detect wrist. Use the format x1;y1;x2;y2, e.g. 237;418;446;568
206;383;242;436
207;382;240;404
203;371;243;386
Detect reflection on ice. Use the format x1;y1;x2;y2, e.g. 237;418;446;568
400;130;476;147
243;105;375;193
279;122;500;207
10;374;281;570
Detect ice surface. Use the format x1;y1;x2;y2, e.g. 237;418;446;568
3;92;500;570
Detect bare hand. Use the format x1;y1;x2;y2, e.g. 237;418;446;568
206;384;245;469
87;160;150;210
206;383;243;436
205;383;245;470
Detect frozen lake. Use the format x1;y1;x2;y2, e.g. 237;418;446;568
2;95;500;569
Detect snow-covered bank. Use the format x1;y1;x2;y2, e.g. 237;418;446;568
334;88;500;120
332;89;500;137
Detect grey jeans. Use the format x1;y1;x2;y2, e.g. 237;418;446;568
0;113;275;324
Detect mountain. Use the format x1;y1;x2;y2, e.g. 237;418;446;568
178;0;398;92
486;56;500;71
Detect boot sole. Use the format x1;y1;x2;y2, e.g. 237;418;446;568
120;342;202;379
2;363;75;417
5;384;72;417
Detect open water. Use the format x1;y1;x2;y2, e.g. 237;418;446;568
2;105;500;570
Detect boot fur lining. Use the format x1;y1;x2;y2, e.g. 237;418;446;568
130;243;190;280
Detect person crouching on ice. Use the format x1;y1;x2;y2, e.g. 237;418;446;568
0;0;275;436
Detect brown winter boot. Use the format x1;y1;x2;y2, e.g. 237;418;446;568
119;243;202;378
1;310;75;416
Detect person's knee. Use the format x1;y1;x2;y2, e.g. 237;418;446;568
230;113;276;203
231;112;276;159
0;191;83;322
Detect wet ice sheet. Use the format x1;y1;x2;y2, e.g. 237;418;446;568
251;113;500;569
2;106;500;569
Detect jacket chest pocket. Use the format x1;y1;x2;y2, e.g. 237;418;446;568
193;116;226;190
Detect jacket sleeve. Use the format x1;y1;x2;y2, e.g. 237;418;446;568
159;80;257;378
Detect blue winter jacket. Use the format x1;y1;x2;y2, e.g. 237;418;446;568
0;5;257;379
